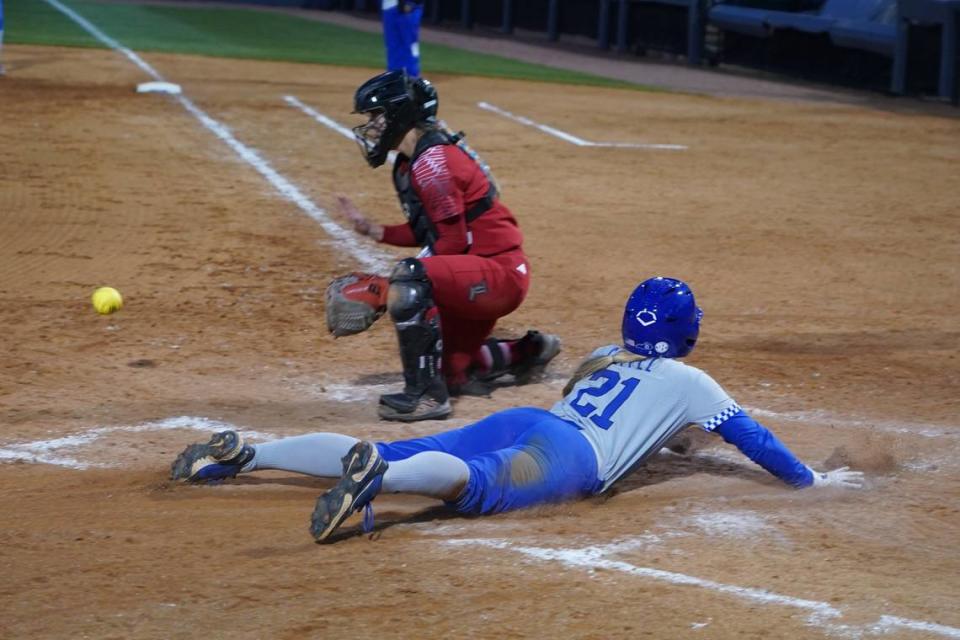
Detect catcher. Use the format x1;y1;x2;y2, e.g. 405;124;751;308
326;70;560;422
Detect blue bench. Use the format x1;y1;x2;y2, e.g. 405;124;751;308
708;2;777;37
767;0;888;32
709;0;896;56
828;0;897;56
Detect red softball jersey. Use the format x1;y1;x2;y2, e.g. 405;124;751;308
378;141;532;384
380;144;525;258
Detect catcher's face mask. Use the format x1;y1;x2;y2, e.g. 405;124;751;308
352;70;433;168
352;111;388;166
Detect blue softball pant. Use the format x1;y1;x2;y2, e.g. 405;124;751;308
376;407;603;515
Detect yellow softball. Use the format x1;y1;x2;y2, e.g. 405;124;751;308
91;287;123;315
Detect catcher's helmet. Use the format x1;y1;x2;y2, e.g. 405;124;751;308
622;277;702;358
352;70;439;168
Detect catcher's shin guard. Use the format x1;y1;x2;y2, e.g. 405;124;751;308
379;259;451;422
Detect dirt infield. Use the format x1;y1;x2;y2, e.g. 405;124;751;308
2;42;959;639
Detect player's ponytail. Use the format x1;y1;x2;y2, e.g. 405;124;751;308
562;351;646;397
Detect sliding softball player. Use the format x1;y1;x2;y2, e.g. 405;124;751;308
172;276;864;542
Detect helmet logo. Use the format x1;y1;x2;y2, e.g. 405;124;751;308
635;309;657;327
654;341;670;354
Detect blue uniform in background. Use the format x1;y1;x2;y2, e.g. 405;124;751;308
382;0;422;77
378;345;813;515
1;0;6;73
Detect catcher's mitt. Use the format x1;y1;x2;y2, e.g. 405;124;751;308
325;272;389;337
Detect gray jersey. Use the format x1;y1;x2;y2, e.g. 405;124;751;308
550;345;740;491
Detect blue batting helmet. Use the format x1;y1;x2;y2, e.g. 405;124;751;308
622;277;703;358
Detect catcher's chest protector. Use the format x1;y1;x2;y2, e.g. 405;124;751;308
392;152;436;250
391;130;451;250
391;130;497;252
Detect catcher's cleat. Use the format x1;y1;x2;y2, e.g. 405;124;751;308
170;430;254;483
311;441;388;543
447;377;495;398
378;390;452;422
508;331;563;384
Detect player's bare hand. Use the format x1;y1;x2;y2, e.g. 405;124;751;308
808;466;865;489
335;195;371;233
335;196;383;241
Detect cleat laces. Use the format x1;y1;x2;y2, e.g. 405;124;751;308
362;503;376;534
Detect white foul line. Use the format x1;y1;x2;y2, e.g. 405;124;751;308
44;0;162;81
448;539;960;639
172;95;390;273
477;101;688;150
42;0;392;274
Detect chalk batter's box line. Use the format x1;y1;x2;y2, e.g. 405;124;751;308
448;538;960;639
281;94;687;152
476;101;688;150
284;94;400;165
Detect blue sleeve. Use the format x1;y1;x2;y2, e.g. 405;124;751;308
714;410;814;488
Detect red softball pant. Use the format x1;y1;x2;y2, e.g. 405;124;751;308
422;250;530;385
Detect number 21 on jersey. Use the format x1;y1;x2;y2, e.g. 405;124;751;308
569;370;639;430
